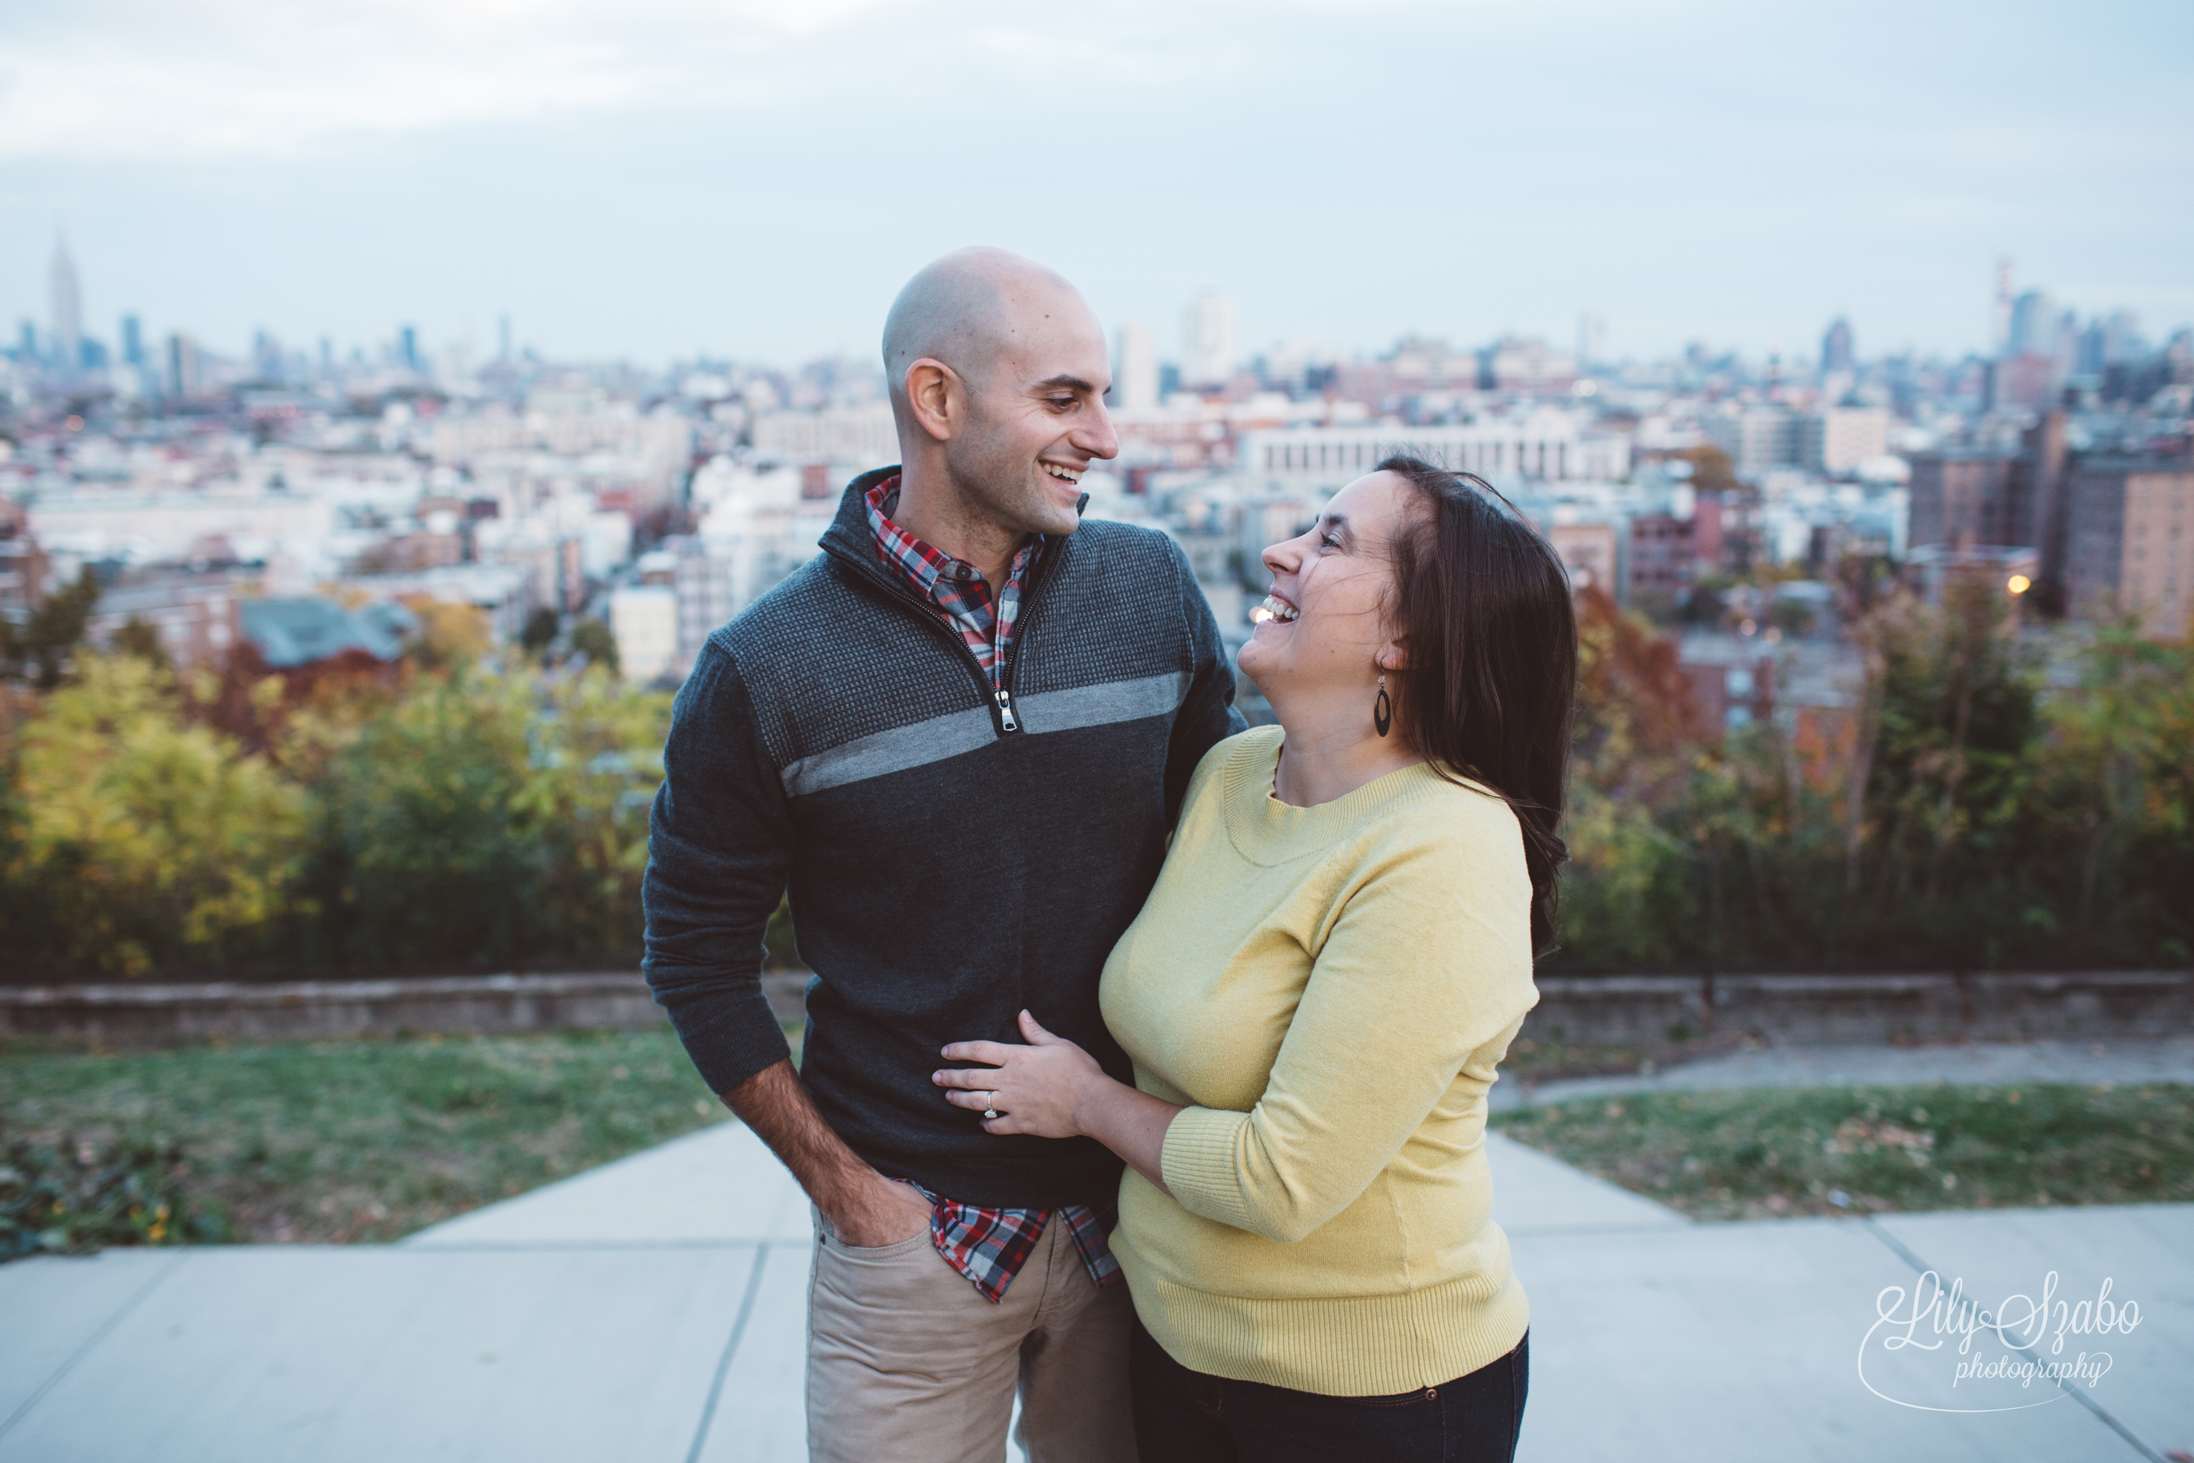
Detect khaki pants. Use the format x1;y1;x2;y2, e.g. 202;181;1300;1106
806;1207;1138;1463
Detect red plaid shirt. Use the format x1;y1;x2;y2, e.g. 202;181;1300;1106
866;475;1120;1303
865;476;1039;691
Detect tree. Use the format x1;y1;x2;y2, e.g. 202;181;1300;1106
569;619;619;677
520;607;560;656
298;663;668;969
1571;588;1707;804
4;655;308;976
111;615;171;671
1679;444;1741;494
404;600;494;672
1557;591;1711;965
0;567;101;689
2031;618;2194;955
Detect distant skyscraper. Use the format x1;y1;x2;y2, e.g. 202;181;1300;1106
1575;312;1607;370
1180;290;1236;390
1820;316;1854;375
167;332;202;398
399;324;420;371
1992;259;2014;358
1115;320;1158;409
2075;319;2107;377
2100;311;2144;364
49;238;83;373
15;320;34;362
2008;291;2056;358
499;314;512;363
120;313;143;367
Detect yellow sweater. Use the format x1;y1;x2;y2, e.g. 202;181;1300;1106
1100;725;1539;1396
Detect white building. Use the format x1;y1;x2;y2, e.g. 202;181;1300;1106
1706;406;1804;476
610;584;679;683
429;399;695;508
1753;475;1910;563
29;490;338;566
750;402;899;462
1232;412;1630;488
668;462;833;673
342;562;534;644
1180;291;1237;390
1483;337;1578;396
1115;321;1159;410
1805;407;1891;476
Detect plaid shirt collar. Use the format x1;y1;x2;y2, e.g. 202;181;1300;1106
864;475;1044;691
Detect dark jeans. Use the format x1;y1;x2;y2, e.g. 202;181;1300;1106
1129;1318;1528;1463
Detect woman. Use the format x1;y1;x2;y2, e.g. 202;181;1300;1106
932;456;1577;1462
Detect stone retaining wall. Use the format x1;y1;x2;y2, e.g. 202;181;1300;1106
0;974;668;1046
3;969;2186;1048
1526;970;2193;1046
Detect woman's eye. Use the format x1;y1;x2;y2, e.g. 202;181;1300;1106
1320;533;1341;550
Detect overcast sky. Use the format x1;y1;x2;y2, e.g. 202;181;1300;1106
2;0;2189;369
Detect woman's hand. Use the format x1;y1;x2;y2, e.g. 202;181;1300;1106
933;1010;1106;1139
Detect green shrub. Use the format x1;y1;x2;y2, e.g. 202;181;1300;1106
0;1131;228;1260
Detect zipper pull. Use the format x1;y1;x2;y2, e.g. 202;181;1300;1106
994;688;1020;733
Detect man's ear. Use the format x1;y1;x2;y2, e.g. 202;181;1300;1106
905;359;961;443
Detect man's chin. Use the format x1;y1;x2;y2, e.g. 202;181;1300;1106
1030;493;1086;536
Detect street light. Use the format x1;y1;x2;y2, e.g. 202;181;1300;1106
2007;574;2032;595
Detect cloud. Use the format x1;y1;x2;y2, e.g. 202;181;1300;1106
0;0;1586;162
0;0;929;161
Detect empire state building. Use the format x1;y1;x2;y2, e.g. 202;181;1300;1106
50;237;82;375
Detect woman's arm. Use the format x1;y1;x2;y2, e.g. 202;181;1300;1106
932;1010;1182;1198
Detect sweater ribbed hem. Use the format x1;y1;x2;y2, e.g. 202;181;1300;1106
1123;1261;1531;1397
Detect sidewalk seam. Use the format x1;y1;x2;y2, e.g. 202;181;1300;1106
684;1242;773;1463
0;1252;188;1442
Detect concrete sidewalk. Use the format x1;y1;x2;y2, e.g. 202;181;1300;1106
5;1104;2189;1460
1491;1033;2194;1111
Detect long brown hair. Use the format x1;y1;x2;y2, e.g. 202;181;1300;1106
1379;455;1578;955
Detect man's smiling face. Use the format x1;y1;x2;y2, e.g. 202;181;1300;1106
944;283;1119;539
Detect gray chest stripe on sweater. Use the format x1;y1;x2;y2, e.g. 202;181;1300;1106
1015;671;1189;739
780;671;1189;798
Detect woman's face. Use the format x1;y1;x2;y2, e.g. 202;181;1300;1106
1239;469;1415;708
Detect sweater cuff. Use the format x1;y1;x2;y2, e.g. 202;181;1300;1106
664;984;794;1095
1160;1105;1258;1232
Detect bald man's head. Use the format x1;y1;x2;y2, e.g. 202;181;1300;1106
882;248;1089;411
874;248;1117;542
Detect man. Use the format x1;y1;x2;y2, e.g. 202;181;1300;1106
643;247;1242;1463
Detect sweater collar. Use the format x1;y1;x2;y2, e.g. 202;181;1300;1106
820;464;1090;569
1220;726;1459;867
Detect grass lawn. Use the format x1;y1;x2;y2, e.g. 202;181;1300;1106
0;1027;785;1250
1490;1081;2194;1221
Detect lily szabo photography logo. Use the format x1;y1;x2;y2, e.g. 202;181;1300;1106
1860;1269;2143;1413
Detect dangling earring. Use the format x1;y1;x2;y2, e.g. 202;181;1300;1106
1373;672;1392;738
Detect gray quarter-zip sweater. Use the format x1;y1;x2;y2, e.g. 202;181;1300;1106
643;466;1243;1208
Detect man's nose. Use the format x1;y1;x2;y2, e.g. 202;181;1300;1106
1072;400;1120;461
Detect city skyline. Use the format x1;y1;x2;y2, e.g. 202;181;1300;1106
12;233;2183;384
3;0;2189;366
